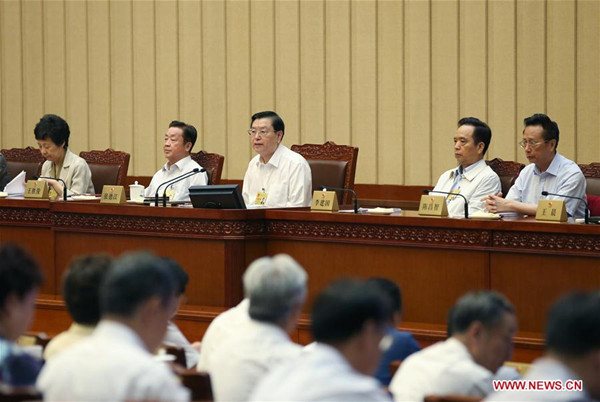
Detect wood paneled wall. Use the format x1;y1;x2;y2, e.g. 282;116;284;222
0;0;598;185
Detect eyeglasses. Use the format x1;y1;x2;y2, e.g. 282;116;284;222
519;139;547;149
247;129;273;138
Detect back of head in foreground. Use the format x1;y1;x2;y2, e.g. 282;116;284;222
244;254;307;332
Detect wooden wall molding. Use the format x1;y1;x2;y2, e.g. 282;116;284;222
493;231;600;255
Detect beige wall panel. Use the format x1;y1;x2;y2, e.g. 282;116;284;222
21;0;44;147
487;0;516;162
351;0;377;183
201;1;227;159
132;1;156;176
404;0;431;185
299;0;325;144
547;0;576;160
325;0;351;146
155;0;180;168
109;0;133;167
459;0;487;120
87;1;111;152
65;1;89;154
377;0;404;185
274;0;300;147
516;0;546;165
576;0;600;163
1;0;23;149
250;0;275;113
226;0;251;180
43;0;66;120
431;0;459;183
178;0;203;148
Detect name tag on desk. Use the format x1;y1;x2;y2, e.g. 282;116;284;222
24;180;49;199
535;200;567;222
101;185;126;204
311;191;339;212
418;195;448;217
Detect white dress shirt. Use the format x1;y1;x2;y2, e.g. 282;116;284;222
390;337;494;401
210;318;302;401
41;149;95;196
250;342;390;401
37;320;190;402
432;159;501;217
43;323;95;360
145;155;208;202
164;321;199;369
197;298;250;372
242;145;312;208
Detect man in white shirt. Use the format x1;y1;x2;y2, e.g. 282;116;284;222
432;117;501;217
209;255;307;401
250;279;391;401
242;111;312;208
487;291;600;401
145;120;208;202
37;252;190;402
390;291;518;401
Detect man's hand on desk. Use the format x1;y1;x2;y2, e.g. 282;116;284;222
481;192;506;213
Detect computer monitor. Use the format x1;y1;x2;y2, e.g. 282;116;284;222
189;184;246;209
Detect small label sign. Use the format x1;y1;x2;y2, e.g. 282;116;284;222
100;185;126;204
311;190;339;212
418;195;448;217
24;180;49;199
536;199;567;222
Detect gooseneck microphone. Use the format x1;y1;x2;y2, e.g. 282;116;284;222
424;189;469;219
155;168;204;207
319;185;359;214
34;175;68;201
541;191;593;224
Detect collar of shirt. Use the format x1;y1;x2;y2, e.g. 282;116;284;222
69;323;96;336
246;318;292;343
62;149;77;169
446;337;492;373
451;159;487;182
162;155;192;173
255;144;284;168
92;320;147;352
533;152;562;177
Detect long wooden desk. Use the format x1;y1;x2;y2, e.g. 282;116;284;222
2;199;600;361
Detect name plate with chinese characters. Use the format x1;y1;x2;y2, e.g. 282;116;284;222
311;190;339;212
418;195;448;217
100;185;126;204
24;180;49;199
535;199;567;222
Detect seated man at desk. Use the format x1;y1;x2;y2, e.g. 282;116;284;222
145;120;207;202
242;111;312;208
432;117;501;217
483;114;587;218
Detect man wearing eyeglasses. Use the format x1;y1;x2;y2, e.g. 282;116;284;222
242;111;312;208
483;114;586;218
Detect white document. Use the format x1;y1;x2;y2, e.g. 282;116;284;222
4;170;26;195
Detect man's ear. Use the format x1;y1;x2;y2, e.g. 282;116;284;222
184;142;192;153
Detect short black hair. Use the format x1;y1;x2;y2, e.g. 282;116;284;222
546;291;600;357
523;113;560;149
161;258;188;296
312;279;390;344
62;254;113;326
458;117;492;155
447;291;515;336
251;111;285;137
100;252;175;318
34;114;70;149
0;244;44;310
366;277;402;318
169;120;197;151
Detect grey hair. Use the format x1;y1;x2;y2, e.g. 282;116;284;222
243;254;307;325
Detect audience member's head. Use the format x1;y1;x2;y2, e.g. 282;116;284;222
100;252;176;351
161;257;189;317
312;279;391;375
366;277;403;327
447;291;517;374
545;291;600;399
63;254;113;327
243;254;307;332
0;244;44;342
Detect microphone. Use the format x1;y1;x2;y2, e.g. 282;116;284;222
319;185;359;213
34;175;68;201
155;168;204;207
541;191;594;224
423;189;469;219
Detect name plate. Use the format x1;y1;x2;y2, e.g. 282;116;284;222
311;190;339;212
100;185;126;204
535;199;567;222
24;180;49;199
418;195;448;217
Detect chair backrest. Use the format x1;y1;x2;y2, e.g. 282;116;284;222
290;141;359;204
163;345;187;368
79;149;130;194
191;151;225;185
486;158;525;197
1;147;45;183
180;371;213;401
578;163;600;196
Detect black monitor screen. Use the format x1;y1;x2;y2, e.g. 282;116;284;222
189;184;246;209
